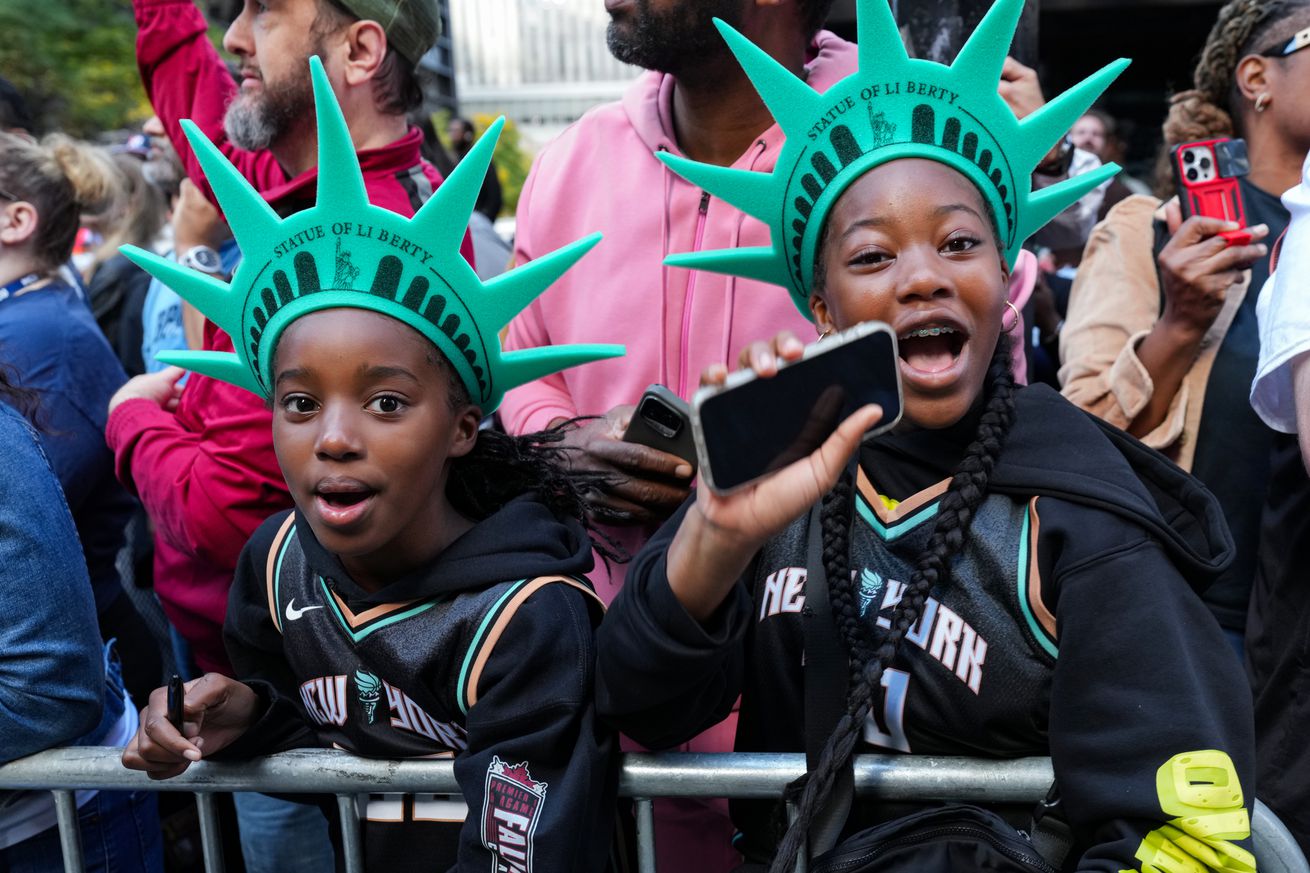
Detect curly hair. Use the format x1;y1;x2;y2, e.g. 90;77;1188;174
1156;0;1310;191
768;334;1018;873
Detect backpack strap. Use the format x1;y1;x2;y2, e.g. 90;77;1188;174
265;513;299;634
802;502;854;855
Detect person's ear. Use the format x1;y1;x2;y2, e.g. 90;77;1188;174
0;201;38;246
447;404;483;460
341;19;388;88
809;292;835;335
1234;54;1271;108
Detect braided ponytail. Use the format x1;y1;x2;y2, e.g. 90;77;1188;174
1155;0;1310;194
768;335;1018;873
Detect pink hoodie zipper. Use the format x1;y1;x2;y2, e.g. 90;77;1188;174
677;190;712;398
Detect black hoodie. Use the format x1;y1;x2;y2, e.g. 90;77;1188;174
596;384;1254;873
222;494;616;873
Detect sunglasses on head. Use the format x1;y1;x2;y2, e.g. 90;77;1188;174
1260;25;1310;57
0;189;19;202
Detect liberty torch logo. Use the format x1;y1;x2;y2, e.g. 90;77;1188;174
354;669;381;724
481;757;548;873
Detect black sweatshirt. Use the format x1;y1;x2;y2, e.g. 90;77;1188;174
597;384;1255;873
222;494;617;873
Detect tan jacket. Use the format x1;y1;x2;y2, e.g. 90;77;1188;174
1059;194;1250;471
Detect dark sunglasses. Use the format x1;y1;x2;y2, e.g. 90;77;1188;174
0;189;19;202
1260;25;1310;58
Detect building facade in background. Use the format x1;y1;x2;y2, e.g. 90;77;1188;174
447;0;637;146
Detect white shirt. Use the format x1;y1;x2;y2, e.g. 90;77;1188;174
1252;151;1310;433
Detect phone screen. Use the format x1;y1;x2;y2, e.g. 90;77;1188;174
695;326;902;493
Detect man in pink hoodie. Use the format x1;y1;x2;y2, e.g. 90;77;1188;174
501;2;847;869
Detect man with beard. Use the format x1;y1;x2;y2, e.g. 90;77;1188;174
500;2;847;870
108;1;468;869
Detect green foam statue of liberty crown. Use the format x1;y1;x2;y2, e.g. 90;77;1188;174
659;0;1130;318
121;56;623;410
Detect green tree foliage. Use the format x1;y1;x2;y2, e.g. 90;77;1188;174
434;109;532;217
0;0;150;137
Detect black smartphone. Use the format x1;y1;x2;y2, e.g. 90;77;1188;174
622;384;697;474
691;322;902;494
167;673;185;732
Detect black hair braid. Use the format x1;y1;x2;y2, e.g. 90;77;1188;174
822;471;877;680
446;424;627;565
768;336;1017;873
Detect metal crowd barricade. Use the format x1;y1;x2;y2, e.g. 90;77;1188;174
0;748;1303;873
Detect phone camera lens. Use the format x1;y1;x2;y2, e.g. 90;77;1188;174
1199;156;1212;170
639;398;682;438
1183;151;1196;164
1186;168;1198;182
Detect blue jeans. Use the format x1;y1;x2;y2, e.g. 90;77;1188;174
233;792;335;873
0;788;163;873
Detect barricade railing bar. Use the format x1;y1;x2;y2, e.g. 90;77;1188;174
0;748;1302;873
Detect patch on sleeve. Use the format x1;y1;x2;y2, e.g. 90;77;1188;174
481;757;548;872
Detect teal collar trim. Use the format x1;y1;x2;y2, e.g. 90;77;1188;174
855;492;941;541
318;576;440;644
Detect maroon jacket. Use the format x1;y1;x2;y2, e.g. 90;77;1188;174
112;0;472;674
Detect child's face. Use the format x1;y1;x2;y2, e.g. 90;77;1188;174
271;308;481;583
810;159;1009;430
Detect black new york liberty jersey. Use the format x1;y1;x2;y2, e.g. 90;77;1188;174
262;513;598;759
743;468;1054;764
225;501;618;873
598;385;1258;873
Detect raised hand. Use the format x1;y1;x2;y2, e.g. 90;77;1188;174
667;332;883;621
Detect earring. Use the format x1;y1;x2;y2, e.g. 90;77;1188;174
818;327;833;340
1003;301;1022;334
1256;93;1271;113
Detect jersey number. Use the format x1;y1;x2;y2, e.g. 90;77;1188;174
862;668;911;753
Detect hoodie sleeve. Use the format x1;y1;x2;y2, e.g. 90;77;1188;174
216;514;320;759
1040;498;1256;873
453;582;617;873
133;0;287;200
595;498;754;749
499;151;580;435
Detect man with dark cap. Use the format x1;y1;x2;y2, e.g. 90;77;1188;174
110;1;468;869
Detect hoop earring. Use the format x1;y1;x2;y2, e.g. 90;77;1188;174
1003;301;1022;334
818;327;833;340
1256;93;1271;113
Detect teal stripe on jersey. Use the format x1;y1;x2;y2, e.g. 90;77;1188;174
272;523;296;633
1016;506;1058;659
456;580;527;716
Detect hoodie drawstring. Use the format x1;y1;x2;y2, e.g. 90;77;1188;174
657;144;673;390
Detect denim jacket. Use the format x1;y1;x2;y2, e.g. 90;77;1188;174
0;401;109;763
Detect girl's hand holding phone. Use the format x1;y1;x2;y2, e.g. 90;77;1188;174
122;673;261;780
667;331;883;622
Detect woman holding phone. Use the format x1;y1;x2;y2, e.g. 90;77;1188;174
1060;0;1310;655
596;1;1256;871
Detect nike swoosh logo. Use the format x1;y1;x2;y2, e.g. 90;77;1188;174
285;598;325;621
